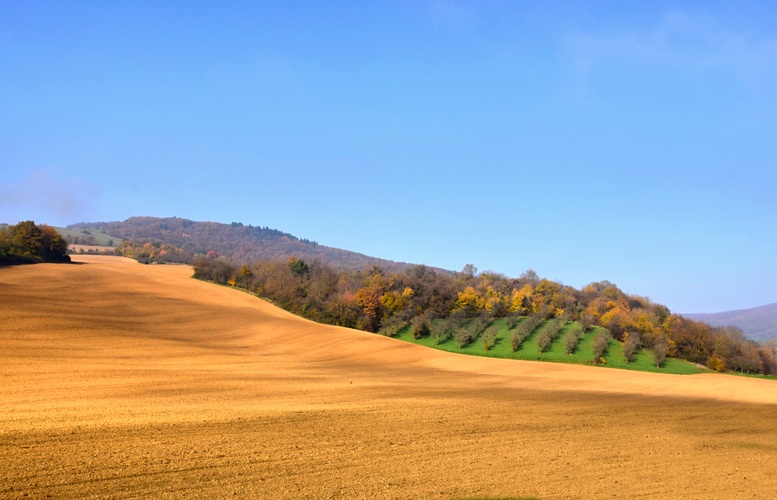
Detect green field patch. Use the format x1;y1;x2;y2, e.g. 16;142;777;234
56;226;122;247
395;317;703;375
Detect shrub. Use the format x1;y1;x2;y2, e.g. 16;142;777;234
564;324;583;355
467;315;489;336
379;316;407;338
536;319;562;353
454;327;473;349
536;330;552;353
580;314;595;332
505;314;521;330
623;331;641;363
592;333;609;364
430;319;453;345
652;336;668;368
482;327;498;351
510;315;543;352
510;330;524;352
707;355;726;372
411;316;430;340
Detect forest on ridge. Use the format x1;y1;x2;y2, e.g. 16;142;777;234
69;217;422;273
191;252;777;376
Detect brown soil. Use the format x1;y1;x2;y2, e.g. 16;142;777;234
2;255;776;499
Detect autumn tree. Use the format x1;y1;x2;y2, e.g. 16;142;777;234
652;336;668;368
510;315;542;352
537;319;562;353
599;307;631;341
519;269;540;287
467;314;489;335
664;315;713;364
10;220;44;260
380;290;405;316
579;313;594;333
353;285;382;332
591;333;609;364
454;286;485;318
483;285;507;317
532;279;562;318
730;343;763;374
0;221;70;264
430;319;453;345
707;356;725;372
461;263;478;280
509;284;533;315
379;315;407;338
481;327;498;351
454;327;473;349
235;264;253;288
0;227;10;262
622;332;641;363
38;225;70;262
758;346;777;375
504;314;522;330
305;261;339;307
563;324;583;355
411;315;430;340
402;265;457;319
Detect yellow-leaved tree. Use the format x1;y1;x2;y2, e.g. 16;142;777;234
454;286;485;317
509;284;533;315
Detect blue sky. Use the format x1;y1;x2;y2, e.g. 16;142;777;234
2;1;775;313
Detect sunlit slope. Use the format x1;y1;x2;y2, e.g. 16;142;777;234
2;255;775;430
2;256;777;499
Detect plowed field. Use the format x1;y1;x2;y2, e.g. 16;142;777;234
2;256;776;498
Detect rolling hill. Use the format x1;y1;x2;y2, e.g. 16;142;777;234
685;303;777;341
55;225;122;247
2;255;776;497
68;216;428;273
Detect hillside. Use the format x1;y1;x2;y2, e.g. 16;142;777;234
2;255;777;497
685;303;777;341
55;226;122;247
68;216;423;273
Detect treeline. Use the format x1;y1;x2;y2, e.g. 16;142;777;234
113;241;192;264
71;247;114;256
69;217;422;273
0;221;70;265
192;255;777;375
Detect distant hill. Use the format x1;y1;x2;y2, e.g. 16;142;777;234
685;304;777;341
55;226;122;247
68;216;426;274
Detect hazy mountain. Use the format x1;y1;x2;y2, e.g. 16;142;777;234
684;304;777;341
68;216;433;274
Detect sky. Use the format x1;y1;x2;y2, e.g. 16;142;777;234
1;1;776;314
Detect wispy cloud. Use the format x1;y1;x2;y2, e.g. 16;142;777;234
0;169;98;225
562;10;777;85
